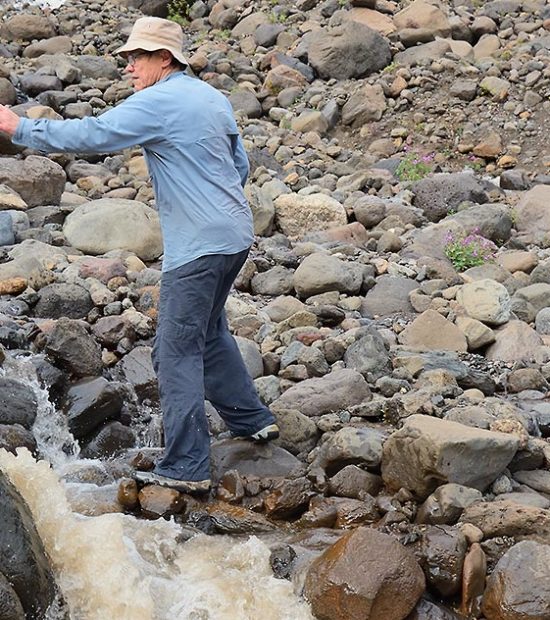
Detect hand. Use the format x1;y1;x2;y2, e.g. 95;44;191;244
0;105;20;137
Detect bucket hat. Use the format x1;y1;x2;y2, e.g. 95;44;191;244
115;16;188;66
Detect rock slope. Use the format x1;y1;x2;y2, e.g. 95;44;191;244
1;0;550;618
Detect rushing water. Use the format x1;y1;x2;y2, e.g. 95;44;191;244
0;356;314;620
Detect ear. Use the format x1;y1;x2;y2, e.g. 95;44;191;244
160;49;173;67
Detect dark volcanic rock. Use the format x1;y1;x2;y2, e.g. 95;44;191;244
0;471;58;617
0;378;38;429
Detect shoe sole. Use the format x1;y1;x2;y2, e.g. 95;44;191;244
134;471;211;494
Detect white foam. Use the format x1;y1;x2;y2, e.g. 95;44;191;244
0;448;314;620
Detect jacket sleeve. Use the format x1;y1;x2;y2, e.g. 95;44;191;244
13;94;164;154
230;133;249;188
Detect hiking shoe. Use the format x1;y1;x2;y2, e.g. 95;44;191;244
246;423;280;443
134;471;211;494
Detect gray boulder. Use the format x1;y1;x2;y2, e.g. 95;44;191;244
382;414;519;500
0;379;38;429
63;199;162;261
308;20;391;80
412;173;491;222
44;318;103;378
34;283;93;320
0;156;66;207
272;368;371;417
0;471;59;617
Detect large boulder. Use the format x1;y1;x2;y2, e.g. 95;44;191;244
273;193;347;238
272;369;372;417
361;275;418;317
0;471;58;617
1;14;56;40
381;415;519;500
482;541;550;619
397;310;468;352
0;156;66;207
412;173;491;222
293;253;364;298
44;318;103;378
456;279;511;326
304;527;425;620
514;184;550;245
307;20;391;80
63;199;162;261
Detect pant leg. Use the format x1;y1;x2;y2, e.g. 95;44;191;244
152;256;220;481
201;250;275;434
204;312;276;436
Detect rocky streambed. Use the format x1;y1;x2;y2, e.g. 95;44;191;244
1;0;550;618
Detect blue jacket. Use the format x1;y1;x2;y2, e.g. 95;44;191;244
14;71;253;272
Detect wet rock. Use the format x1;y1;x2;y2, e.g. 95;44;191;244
216;470;245;504
462;499;550;542
80;421;136;458
211;439;305;482
406;598;463;619
269;543;297;580
114;345;158;402
304;527;425;620
264;478;314;519
0;378;38;429
416;483;483;525
44;318;103;378
482;540;550;619
193;501;275;534
138;484;185;519
0;471;58;617
461;542;487;618
0;571;25;620
0;423;37;455
381;415;519;500
117;478;139;511
34;282;93;320
327;464;382;499
410;525;467;598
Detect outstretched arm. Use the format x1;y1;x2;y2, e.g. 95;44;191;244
0;105;20;137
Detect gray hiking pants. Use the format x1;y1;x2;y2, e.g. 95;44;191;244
151;249;275;481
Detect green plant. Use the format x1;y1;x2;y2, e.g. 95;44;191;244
395;151;434;182
167;0;191;26
383;61;397;73
444;229;497;271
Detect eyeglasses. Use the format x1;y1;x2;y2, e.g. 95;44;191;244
126;52;150;66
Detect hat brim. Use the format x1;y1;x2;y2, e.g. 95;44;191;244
114;40;188;66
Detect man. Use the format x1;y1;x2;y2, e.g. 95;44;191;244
0;16;278;493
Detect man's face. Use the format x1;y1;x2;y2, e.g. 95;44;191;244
124;50;166;91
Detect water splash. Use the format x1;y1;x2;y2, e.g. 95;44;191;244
0;449;314;620
1;354;80;468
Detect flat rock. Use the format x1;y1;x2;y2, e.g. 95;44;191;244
398;310;468;352
381;415;519;500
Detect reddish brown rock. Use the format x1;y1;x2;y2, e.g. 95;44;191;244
138;485;185;519
304;527;425;620
0;277;27;295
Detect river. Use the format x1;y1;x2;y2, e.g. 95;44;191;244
0;355;314;620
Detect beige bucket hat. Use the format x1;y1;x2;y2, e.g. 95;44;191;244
115;16;188;66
